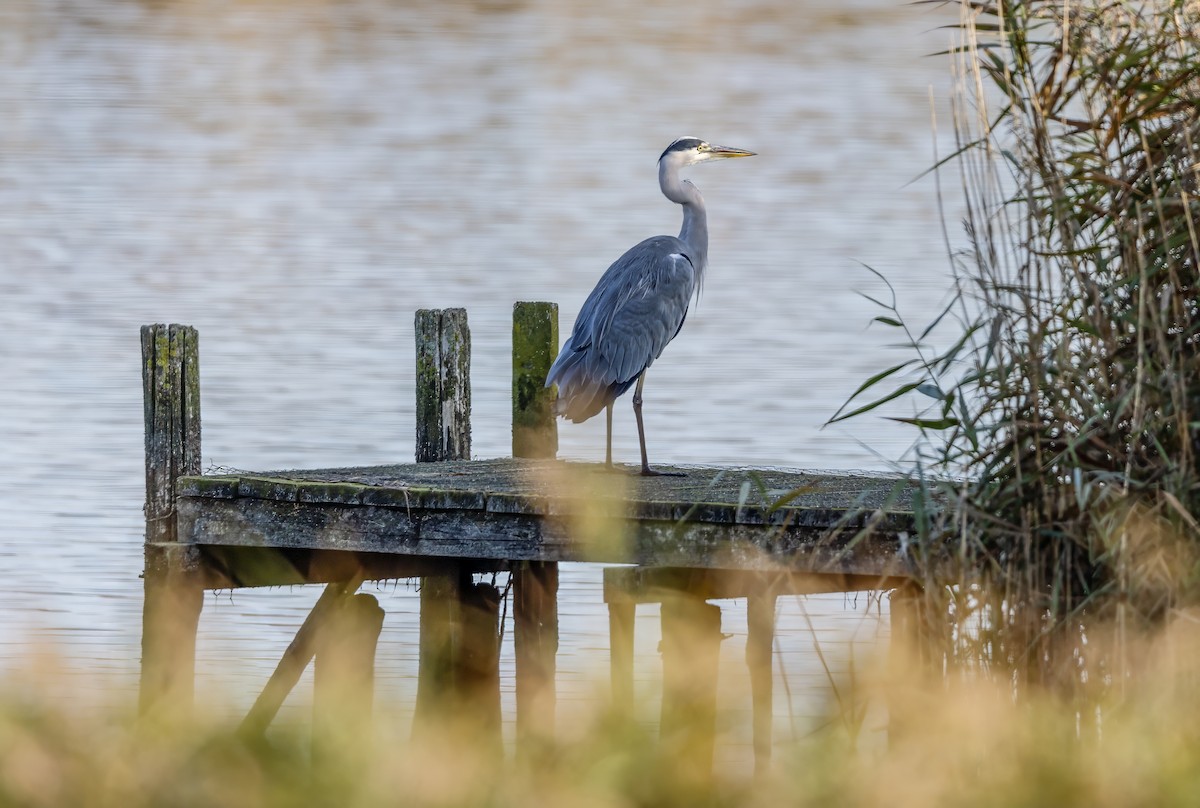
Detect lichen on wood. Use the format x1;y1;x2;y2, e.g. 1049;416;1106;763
142;323;201;543
512;301;558;459
415;309;471;463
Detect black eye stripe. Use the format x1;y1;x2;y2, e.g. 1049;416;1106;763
658;137;705;161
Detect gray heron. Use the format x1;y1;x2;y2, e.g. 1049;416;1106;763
545;137;755;476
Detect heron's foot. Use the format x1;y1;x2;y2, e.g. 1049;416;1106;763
639;466;686;478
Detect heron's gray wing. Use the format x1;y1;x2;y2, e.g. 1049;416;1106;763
546;236;697;422
591;247;696;385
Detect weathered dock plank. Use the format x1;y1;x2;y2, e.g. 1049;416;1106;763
175;458;917;577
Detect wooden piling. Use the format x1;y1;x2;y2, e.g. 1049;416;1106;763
139;324;204;717
512;301;558;459
313;592;386;764
512;302;560;742
142;324;201;544
457;580;503;752
746;590;777;777
140;545;204;719
415;308;471;463
414;570;461;734
414;310;482;737
239;572;364;737
660;596;721;778
514;561;558;740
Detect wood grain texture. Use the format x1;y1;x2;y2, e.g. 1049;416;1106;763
142;323;201;543
415;309;471;462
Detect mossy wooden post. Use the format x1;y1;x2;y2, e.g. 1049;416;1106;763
746;590;778;777
313;593;386;766
415;308;471;462
413;309;474;737
660;595;721;780
512;301;557;458
512;301;560;742
140;324;204;718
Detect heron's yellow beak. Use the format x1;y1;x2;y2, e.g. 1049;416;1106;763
706;145;756;159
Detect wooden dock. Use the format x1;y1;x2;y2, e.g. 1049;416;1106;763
174;459;915;584
139;306;920;775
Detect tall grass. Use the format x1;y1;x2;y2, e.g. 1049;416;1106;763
6;629;1200;806
833;0;1200;687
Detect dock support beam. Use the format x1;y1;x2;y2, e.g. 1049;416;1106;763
239;573;364;738
457;579;503;751
602;568;896;773
413;570;503;750
313;592;385;765
414;570;460;735
141;545;203;720
514;562;558;741
140;324;204;719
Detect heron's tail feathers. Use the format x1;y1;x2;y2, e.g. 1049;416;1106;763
553;377;637;422
546;348;636;423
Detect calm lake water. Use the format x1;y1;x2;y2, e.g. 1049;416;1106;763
0;0;964;759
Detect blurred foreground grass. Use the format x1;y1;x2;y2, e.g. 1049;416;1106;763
4;614;1200;808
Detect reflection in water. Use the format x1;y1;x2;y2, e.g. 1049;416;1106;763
0;0;961;757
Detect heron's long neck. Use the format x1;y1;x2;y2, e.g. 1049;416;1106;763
659;160;708;279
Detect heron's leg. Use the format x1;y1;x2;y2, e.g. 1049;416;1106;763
632;373;685;478
605;402;613;469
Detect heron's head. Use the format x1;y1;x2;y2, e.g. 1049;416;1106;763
658;137;756;167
